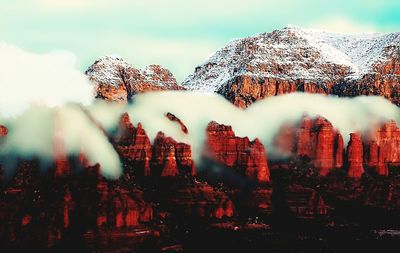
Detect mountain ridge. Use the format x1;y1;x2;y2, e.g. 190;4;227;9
183;26;400;92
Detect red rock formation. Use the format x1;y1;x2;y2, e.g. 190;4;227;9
166;112;188;134
221;76;335;108
114;113;152;176
274;123;297;156
205;121;270;182
347;133;364;178
275;116;344;175
218;73;400;109
63;188;74;228
151;132;194;176
313;118;344;175
114;113;194;177
0;125;7;136
365;121;400;176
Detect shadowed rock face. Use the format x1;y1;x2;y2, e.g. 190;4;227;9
86;56;185;102
166;180;235;219
0;162;155;250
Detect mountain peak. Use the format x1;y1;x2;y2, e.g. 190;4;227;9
182;26;399;93
86;55;131;87
86;57;184;102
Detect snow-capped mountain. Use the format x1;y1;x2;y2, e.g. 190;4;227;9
182;26;400;107
86;56;184;102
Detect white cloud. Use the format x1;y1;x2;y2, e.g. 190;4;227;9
307;16;377;34
0;43;93;116
90;92;400;162
0;43;120;178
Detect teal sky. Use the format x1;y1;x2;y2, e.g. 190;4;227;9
1;0;400;82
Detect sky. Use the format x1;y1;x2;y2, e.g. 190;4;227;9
1;0;399;82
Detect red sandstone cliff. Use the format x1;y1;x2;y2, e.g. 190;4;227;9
273;117;400;178
151;132;194;176
113;113;153;176
364;121;400;176
347;133;364;178
275;116;344;176
205;121;270;182
113;113;194;177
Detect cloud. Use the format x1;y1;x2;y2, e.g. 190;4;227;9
0;43;93;116
0;105;122;179
85;92;400;164
0;43;121;178
1;89;399;179
307;17;377;34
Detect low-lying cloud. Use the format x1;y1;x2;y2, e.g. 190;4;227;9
118;91;400;161
0;43;93;116
1;91;399;179
0;44;399;179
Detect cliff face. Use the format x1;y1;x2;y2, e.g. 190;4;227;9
113;116;270;182
364;121;400;176
273;116;400;178
347;133;364;178
205;121;270;182
113;113;153;176
113;113;194;177
297;117;344;176
218;73;400;109
86;56;185;102
274;116;344;176
151;132;194;176
219;76;336;108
